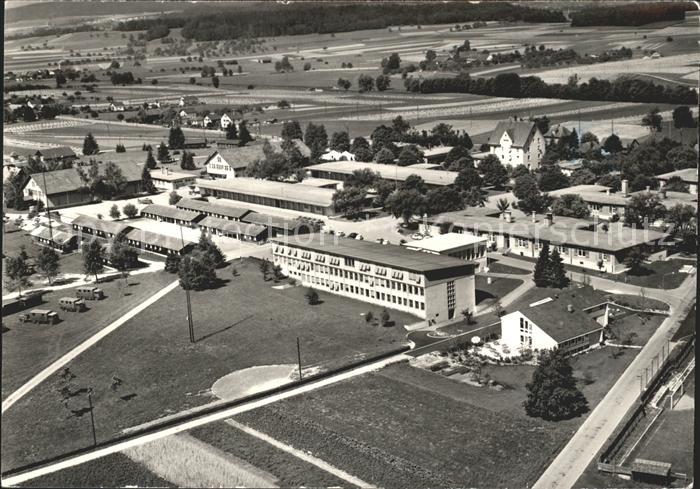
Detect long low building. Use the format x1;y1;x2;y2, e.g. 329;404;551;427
176;198;251;221
196;177;339;216
242;211;308;237
140;204;205;227
125;228;196;256
272;234;476;321
432;210;668;274
306;161;459;188
71;215;132;239
149;169;197;191
198;216;267;242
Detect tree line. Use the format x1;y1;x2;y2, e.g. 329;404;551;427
570;2;695;27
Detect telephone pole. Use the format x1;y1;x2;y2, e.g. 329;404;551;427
296;337;303;380
41;169;53;242
87;387;97;446
179;225;195;343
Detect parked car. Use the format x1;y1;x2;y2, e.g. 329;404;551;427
410;233;424;240
355;234;364;240
59;297;86;312
337;231;346;237
18;309;59;325
375;238;384;244
137;198;153;205
76;286;104;300
347;232;358;239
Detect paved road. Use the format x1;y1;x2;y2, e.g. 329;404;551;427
532;273;696;489
1;353;409;487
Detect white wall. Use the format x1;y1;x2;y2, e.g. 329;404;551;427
501;311;557;353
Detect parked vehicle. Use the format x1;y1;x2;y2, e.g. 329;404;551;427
375;238;384;244
337;231;346;237
137;198;153;205
18;309;59;325
76;286;104;300
347;232;358;239
410;233;424;240
356;234;364;240
59;297;86;312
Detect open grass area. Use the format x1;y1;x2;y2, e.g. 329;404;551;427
0;258;413;470
672;302;696;341
606;311;666;347
18;452;174;488
486;260;530;275
2;227;85;281
606;294;670;312
2;270;174;400
475;275;523;305
568;259;691;290
236;345;638;488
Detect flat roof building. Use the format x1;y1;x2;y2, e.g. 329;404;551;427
306;161;458;188
272;234;475;321
140;204;205;227
149;169;197;191
196;177;338;216
403;233;489;272
198;216;267;243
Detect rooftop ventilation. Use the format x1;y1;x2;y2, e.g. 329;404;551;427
529;297;553;308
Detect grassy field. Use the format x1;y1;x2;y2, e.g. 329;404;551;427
2;227;85;281
606;311;666;347
18;452;174;488
235;344;638;489
475;275;523;305
672;302;695;341
0;258;414;470
486;260;531;275
606;294;671;312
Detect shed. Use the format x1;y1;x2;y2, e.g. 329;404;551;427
630;459;672;485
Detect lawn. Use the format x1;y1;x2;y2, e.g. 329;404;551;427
2;270;175;400
18;453;174;488
0;258;413;471
672;302;696;341
605;294;670;312
567;259;690;290
486;260;530;275
235;345;639;489
475;275;523;305
606;311;666;347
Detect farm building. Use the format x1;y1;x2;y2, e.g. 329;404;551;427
179;95;199;106
176;198;251;221
656;168;698;195
71;215;132;240
487;121;545;169
149;169;197;191
109;102;126;112
272;234;476;321
197;177;339;216
30;225;78;253
198;216;267;242
182;138;208;149
33;147;77;166
403;233;489;272
306;161;459;188
500;286;608;356
203;138;311;179
204;113;222;128
431;209;669;274
125;228;196;256
140;204;205;227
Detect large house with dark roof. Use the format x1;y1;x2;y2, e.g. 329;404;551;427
272;234;476;321
487;120;545;169
500;286;608;356
34;147;77;166
204;139;310;179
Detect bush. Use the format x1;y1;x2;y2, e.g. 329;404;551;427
305;287;320;305
122;203;138;219
169;191;182;205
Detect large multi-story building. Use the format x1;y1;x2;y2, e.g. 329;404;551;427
272;234;476;321
403;233;489;273
487;121;545;169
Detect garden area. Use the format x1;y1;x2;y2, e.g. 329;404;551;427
0;258;413;471
571;259;691;290
605;310;667;347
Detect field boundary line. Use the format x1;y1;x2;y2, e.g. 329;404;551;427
225;419;376;488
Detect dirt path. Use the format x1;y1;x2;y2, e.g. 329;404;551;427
225;419;373;488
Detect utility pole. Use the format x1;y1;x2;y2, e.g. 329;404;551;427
296;337;303;380
41;169;53;242
179;225;195;343
87;387;97;446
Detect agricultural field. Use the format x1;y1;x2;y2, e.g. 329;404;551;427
0;257;415;471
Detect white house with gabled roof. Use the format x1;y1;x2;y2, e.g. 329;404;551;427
487;121;545;169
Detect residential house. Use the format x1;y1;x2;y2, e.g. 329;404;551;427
487;121;545;169
656;168;698;195
321;150;356;162
220;113;234;129
149;169;197;191
109;102;126;112
34;147;77;166
204;113;222;128
544;124;572;146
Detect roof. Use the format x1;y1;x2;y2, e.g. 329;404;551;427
631;459;672;476
204;139;310;170
487;121;538;148
545;124;572;138
655;168;698;184
140;204;203;222
71;215;132;235
176;198;250;219
205;113;222;121
199;216;266;236
196;177;336;208
403;233;488;253
432;211;668;253
30;225;75;245
149;169;196;182
298;177;341;188
28;160;143;196
508;286;607;343
242;211;303;230
409;163;443;170
35;146;76;159
272;234;474;278
422;146;453;157
307;161;458;187
125;228;194;251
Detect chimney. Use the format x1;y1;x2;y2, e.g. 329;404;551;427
621;179;629;197
606;189;610;195
645;185;651;193
532;211;537;223
567;304;574;313
545;212;553;227
504;210;512;223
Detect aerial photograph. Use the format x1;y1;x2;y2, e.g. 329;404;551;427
1;1;697;488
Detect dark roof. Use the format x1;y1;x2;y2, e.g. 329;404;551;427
35;146;76;159
204;139;310;169
28;160;143;196
508;286;607;343
242;211;303;230
206;113;222;121
271;234;474;277
199;216;266;236
631;459;671;476
71;215;132;235
176;198;250;220
125;228;194;251
140;204;203;222
487;121;537;148
545;124;572;139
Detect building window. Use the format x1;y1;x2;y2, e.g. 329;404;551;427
446;280;456;310
576;249;589;258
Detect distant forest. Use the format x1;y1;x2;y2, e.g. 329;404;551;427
570;2;696;27
114;3;566;40
404;73;699;105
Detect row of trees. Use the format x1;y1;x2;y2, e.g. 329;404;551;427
570;2;694;26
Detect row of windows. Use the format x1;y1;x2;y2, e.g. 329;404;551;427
287;270;425;311
449;246;486;261
512;239;610;261
560;335;589;350
206;190;327;215
519;317;532;333
520;335;533;348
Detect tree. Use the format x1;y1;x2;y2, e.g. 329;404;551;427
4;172;29;210
180;151;196;170
123;202;138;219
305;287;320;305
496;198;511;216
157;142;170;164
510;164;530;180
226;121;238;140
365;311;374;324
165;253;181;273
579;132;599;144
259;259;271;281
36;246;60;285
304;122;328;161
4;254;32;298
538;164;570;191
397;145;423;166
461;308;474;325
672;106;695;129
547;248;569;288
82;240;105;283
332;187;367;218
168;191;182;205
552;194;590;218
375;74;391;91
109;232;139;281
401;174;427;194
140;165;156;195
570;168;597;186
480;155;508;188
533;242;551;287
380;308;391;327
238;120;253;146
115;143;126;153
426;187;463;215
665;204;697;252
330;131;351;152
641;108;663;132
168;127;186;149
374;147;395;164
602;134;623;153
281;120;303;141
514;173;539;200
358;74;374;93
385;189;427;224
197;230;226;268
392;116;411;136
336;78;351;90
624;193;666;228
382;52;401;72
82;133;99;156
212;76;220;88
663;176;689;192
623;247;646;275
524;349;588;421
455;167;482;191
55;71;66;88
666;146;697;170
178;250;217;291
145;149;157;169
109;204;121;220
351;136;373;161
